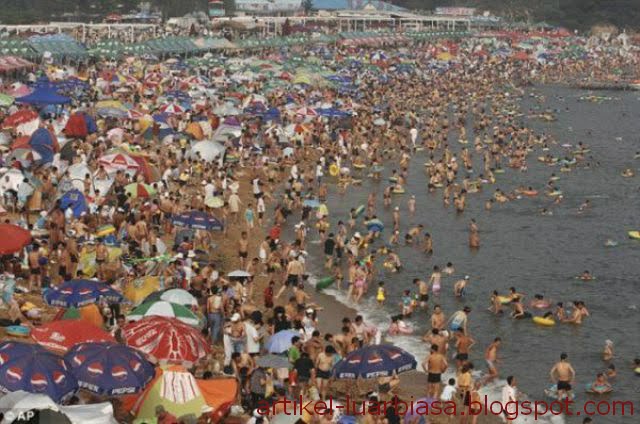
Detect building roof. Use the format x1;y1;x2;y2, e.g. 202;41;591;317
313;0;406;11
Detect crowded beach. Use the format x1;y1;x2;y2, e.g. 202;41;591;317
0;16;638;424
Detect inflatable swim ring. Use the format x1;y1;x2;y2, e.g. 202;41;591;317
96;224;116;237
532;316;555;326
573;149;591;154
494;169;505;174
544;385;575;400
521;190;538;197
392;188;405;194
329;164;339;177
585;383;613;394
353;163;366;170
315;276;335;291
634;367;640;375
548;191;563;197
628;231;640;240
354;205;365;218
560;167;572;173
389;177;398;183
497;296;512;305
5;325;30;337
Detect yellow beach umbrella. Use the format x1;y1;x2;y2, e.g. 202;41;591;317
123;276;161;305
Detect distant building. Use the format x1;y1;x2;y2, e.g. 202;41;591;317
231;0;405;16
312;0;405;12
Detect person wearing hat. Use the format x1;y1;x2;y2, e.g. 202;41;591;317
229;313;246;353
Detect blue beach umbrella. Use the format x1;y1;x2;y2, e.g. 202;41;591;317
332;344;416;379
44;279;123;308
265;330;300;354
65;342;154;396
171;210;223;231
0;342;77;402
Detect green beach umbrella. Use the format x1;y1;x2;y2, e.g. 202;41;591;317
128;300;201;327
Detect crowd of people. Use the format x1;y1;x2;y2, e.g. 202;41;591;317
0;24;637;424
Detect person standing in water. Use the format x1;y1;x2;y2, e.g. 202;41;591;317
484;337;501;383
422;344;448;399
469;219;480;249
429;265;442;296
549;352;576;400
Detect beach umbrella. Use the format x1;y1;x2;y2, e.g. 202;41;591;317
189;140;226;163
0;342;77;402
130;365;209;421
2;110;38;128
127;301;200;327
302;199;320;208
332;344;417;379
256;354;290;369
123;317;210;364
265;330;300;354
366;219;385;233
171;210;223;231
228;270;252;278
124;182;156;199
0;93;14;107
204;196;224;208
142;289;197;308
65;342;155;396
98;152;140;175
44;279;123;308
158;103;185;115
295;107;318;117
31;320;115;354
122;277;161;305
0;224;31;254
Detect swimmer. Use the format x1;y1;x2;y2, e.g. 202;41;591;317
531;294;551;309
442;262;455;276
606;364;616;379
454;275;469;297
400;290;413;317
588;373;612;394
387;315;412;336
414;278;429;310
603;340;614;361
555;302;566;321
489;290;503;315
549;353;576;401
483;337;501;384
578;199;590;213
579;270;594;281
621;168;634;178
423;232;433;255
429;265;442;296
510;297;529;319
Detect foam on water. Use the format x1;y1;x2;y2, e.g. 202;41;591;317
310;276;565;424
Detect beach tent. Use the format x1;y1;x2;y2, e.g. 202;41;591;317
59;189;88;218
16;87;71;106
27;128;58;164
189;140;225;163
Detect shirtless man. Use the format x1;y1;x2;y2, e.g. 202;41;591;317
333;326;351;357
564;301;588;324
238;231;249;269
414;278;429;309
422;344;448;399
430;304;446;330
484;337;501;383
549;353;576;400
27;243;42;291
95;240;108;280
423;328;448;356
315;346;336;400
454;329;475;370
468;219;480;249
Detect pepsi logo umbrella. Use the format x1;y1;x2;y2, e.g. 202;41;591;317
332;344;417;379
171;210;223;231
65;342;155;396
44;279;123;308
123;317;210;365
0;342;77;402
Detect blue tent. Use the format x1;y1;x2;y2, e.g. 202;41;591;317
260;108;281;122
318;108;350;118
16;87;71;106
59;189;87;218
28;128;55;164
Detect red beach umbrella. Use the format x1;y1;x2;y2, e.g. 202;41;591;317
0;224;31;254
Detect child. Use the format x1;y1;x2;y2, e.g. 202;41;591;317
603;340;614;361
401;290;412;317
441;378;457;401
245;204;255;232
263;281;275;309
376;281;386;306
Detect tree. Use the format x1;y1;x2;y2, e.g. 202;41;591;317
302;0;314;15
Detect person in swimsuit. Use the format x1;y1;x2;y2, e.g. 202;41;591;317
429;265;442;295
549;352;576;400
422;344;448;399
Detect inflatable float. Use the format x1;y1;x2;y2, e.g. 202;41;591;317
628;231;640;240
532;316;555;326
96;224;116;237
585;383;613;394
354;205;365;218
5;325;30;337
329;164;339;177
315;277;335;291
392;188;405;194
